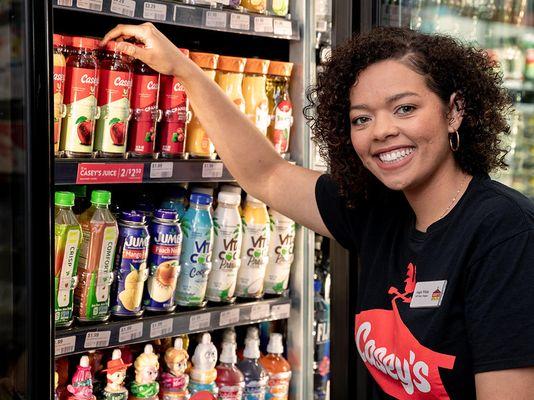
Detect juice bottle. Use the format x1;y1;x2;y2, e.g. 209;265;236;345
60;36;100;158
268;0;289;16
66;355;97;400
110;211;150;318
206;191;242;303
54;191;82;328
188;333;218;396
160;338;190;399
53;34;67;156
127;60;161;158
75;190;119;322
101;349;130;399
241;0;267;13
130;344;160;400
176;193;214;307
260;333;292;400
216;342;245;400
237;338;268;400
157;48;190;159
237;326;261;361
215;56;247;114
235;195;270;299
186;52;219;159
264;209;295;295
266;62;293;154
243;58;271;136
94;40;133;157
160;184;188;221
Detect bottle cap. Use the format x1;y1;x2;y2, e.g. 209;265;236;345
191;186;214;196
314;279;322;293
179;47;190;57
267;333;284;354
243;338;261;359
53;34;63;47
217;55;247;73
220;341;237;364
190;52;219;70
244;58;270;75
120;210;146;223
218;191;241;206
190;193;213;206
223;328;236;344
246;326;259;341
71;36;99;50
174;337;184;350
91;190;112;205
268;61;293;77
79;355;90;368
154;208;178;221
219;184;242;195
55;191;75;207
144;344;154;355
246;194;263;204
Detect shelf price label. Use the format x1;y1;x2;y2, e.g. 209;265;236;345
189;313;211;331
230;13;250;31
84;331;111;349
55;336;76;356
150;162;174;178
143;2;167;21
110;0;136;17
119;322;144;343
76;163;144;184
202;162;224;178
150;319;173;338
76;0;103;11
254;17;274;33
273;19;293;37
205;11;227;29
219;308;240;326
250;303;270;321
270;303;291;319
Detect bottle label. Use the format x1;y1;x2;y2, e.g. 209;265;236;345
186;114;214;157
96;226;119;302
254;101;270;135
127;115;157;155
53;61;66;150
243;379;268;400
55;225;81;325
131;73;159;110
218;383;245;399
264;218;295;294
159;117;187;156
271;100;292;153
158;76;188;155
236;223;270;297
159;75;188;111
265;371;291;400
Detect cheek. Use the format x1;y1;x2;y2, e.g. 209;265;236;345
350;131;367;156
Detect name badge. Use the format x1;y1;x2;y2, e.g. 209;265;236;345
410;280;447;308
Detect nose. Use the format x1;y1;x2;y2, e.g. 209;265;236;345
372;113;399;141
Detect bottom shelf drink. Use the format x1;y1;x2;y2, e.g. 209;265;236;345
237;338;268;400
188;333;219;396
313;278;330;400
130;344;160;400
160;338;190;399
101;349;130;399
216;341;245;399
67;356;97;400
260;333;292;400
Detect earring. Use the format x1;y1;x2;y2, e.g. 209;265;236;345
449;130;460;152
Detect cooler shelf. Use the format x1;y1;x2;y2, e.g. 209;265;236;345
53;0;300;41
55;296;291;357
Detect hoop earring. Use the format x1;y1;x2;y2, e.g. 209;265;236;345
449;130;460;152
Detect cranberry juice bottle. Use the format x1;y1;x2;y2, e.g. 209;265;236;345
127;60;161;157
216;342;245;399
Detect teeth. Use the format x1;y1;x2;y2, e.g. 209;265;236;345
378;147;414;163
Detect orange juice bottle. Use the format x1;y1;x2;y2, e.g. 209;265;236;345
260;333;292;400
243;58;271;136
215;56;247;113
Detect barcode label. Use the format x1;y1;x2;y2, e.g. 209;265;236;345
273;19;292;36
110;0;136;17
76;0;103;11
270;303;290;319
202;162;224;178
189;313;211;330
219;308;240;326
230;13;250;31
143;2;167;21
150;162;173;178
119;322;144;343
84;331;111;348
57;0;73;6
55;336;76;356
205;11;227;28
150;318;173;338
254;17;274;33
250;303;270;320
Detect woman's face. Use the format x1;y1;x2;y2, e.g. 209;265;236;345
349;59;459;193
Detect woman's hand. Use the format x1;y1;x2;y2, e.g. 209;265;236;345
100;23;195;79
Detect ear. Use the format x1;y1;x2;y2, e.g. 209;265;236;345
446;92;464;133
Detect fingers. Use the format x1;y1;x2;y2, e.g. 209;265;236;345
115;41;149;61
100;24;150;47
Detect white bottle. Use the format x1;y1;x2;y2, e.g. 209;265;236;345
206;191;243;303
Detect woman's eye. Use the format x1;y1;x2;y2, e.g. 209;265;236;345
396;105;415;115
351;116;370;126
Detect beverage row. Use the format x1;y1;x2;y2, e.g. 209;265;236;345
173;0;290;16
55;186;296;327
53;34;294;159
56;328;292;400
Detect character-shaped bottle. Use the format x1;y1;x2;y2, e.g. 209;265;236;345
67;355;97;400
160;338;190;400
188;333;218;396
100;349;131;400
129;344;159;400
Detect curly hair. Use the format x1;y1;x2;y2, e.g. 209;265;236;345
305;27;512;206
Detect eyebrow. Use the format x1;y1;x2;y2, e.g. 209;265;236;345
350;91;420;111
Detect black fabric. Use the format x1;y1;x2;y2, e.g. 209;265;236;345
315;173;534;399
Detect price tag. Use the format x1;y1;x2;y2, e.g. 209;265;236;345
119;322;144;343
205;11;227;28
76;0;103;11
202;162;224;178
254;17;274;33
55;336;76;356
189;313;211;330
150;162;173;178
230;13;250;31
110;0;136;17
150;319;173;338
76;163;144;184
143;2;167;21
57;0;74;6
219;308;240;326
84;331;111;349
270;303;290;319
250;303;270;320
273;19;293;36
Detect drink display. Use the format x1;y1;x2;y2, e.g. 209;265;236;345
266;62;293;154
243;58;271;136
188;333;219;396
186;52;219;159
54;191;82;328
144;209;182;313
75;190;119;322
160;338;190;399
94;41;133;157
264;210;295;295
53;34;67;155
260;333;292;400
237;338;268;400
215;342;245;400
60;36;100;158
236;195;270;299
176;193;214;307
110;211;149;318
206;191;243;303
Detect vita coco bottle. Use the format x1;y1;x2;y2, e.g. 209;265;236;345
260;333;292;400
237;338;268;400
216;342;245;399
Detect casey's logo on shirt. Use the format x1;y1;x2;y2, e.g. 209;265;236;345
355;263;456;399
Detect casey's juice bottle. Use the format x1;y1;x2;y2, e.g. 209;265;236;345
53;34;66;156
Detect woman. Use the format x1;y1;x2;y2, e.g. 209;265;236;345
101;25;534;399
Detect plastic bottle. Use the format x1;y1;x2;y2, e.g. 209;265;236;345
268;0;289;16
242;58;271;136
215;56;247;114
216;342;245;399
160;338;190;400
67;355;97;400
130;344;160;400
188;333;219;396
266;61;293;154
260;333;292;400
160;184;188;221
206;191;243;303
313;277;330;400
53;34;67;155
242;0;267;13
54;191;82;328
237;338;268;400
237;326;261;361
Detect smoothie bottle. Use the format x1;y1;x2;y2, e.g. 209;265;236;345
266;62;293;154
60;36;100;157
235;195;270;299
188;333;218;396
215;342;245;400
54;191;82;328
53;34;67;155
176;193;214;307
215;56;247;114
206;191;243;303
237;339;268;400
94;40;133;157
264;209;295;295
186;52;219;159
260;333;292;400
75;190;119;322
242;58;271;136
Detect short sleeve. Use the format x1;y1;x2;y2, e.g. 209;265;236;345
465;229;534;373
